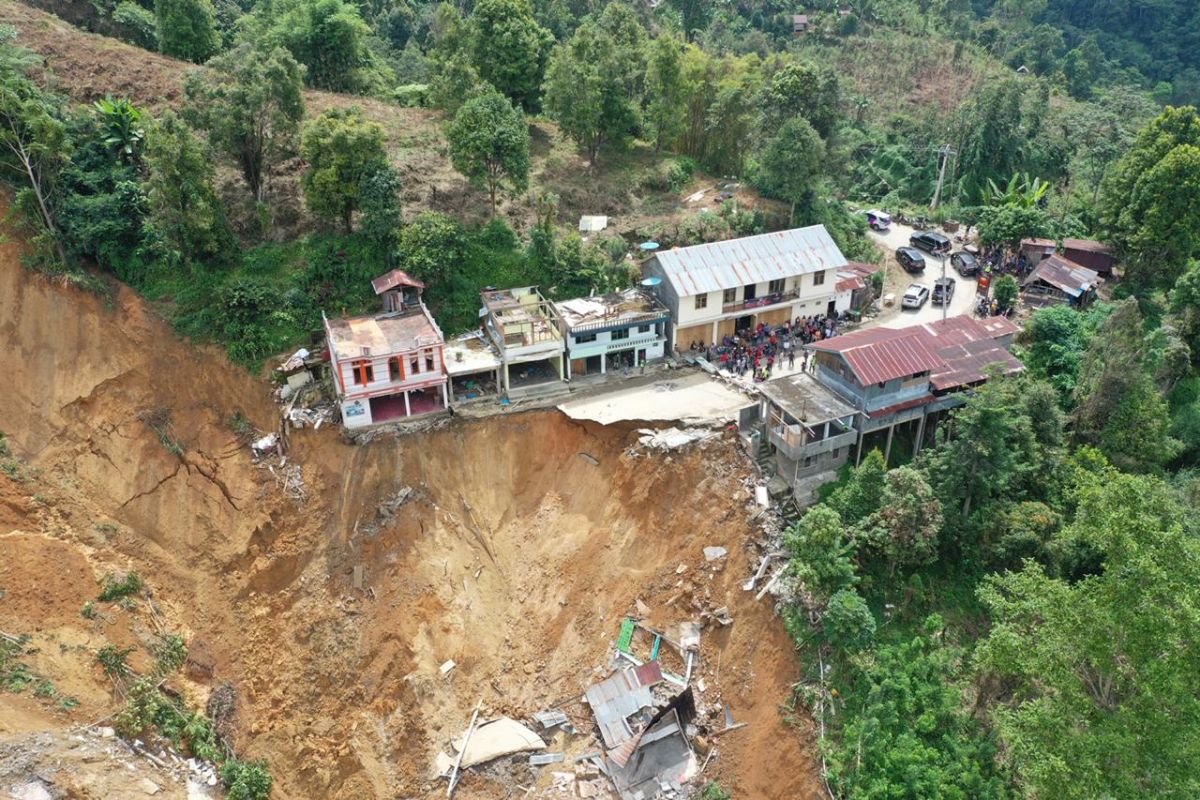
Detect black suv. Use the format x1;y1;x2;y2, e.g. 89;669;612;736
895;246;926;273
932;277;955;306
910;231;951;255
951;251;979;276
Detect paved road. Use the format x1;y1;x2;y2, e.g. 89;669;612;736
865;222;978;329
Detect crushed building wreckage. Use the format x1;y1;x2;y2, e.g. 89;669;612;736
433;593;745;799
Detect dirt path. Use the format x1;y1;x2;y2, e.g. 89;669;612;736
0;196;823;797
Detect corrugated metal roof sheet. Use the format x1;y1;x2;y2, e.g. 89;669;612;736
808;327;946;385
651;225;847;298
585;665;662;749
1063;238;1110;254
371;269;425;295
1022;254;1099;297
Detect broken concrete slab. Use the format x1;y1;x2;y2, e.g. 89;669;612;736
529;753;565;765
703;546;727;562
678;622;701;652
436;716;546;775
532;709;569;729
439;660;456;677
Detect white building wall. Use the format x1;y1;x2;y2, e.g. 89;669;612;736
340;398;373;429
336;344;447;399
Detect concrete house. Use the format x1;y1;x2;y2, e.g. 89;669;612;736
555;288;670;378
758;371;860;497
324;270;448;429
642;225;847;350
481;286;567;395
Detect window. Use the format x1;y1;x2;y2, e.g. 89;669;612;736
768;279;785;294
612;328;630;341
743;283;757;301
832;448;841;459
575;333;597;343
723;288;737;304
410;356;420;375
352;360;374;385
813;270;826;286
694;294;708;310
637;324;650;333
425;349;435;373
389;357;403;382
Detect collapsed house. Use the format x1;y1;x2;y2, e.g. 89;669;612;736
323;270;448;428
1021;254;1101;308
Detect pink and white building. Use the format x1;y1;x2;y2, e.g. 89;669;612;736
324;270;448;428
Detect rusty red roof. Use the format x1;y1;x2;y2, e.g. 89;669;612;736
1062;238;1111;254
808;327;946;385
1020;237;1056;249
371;269;425;295
835;273;866;294
922;317;1024;391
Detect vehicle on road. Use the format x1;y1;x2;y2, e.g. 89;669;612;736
896;247;926;273
932;277;955;306
951;251;979;276
864;209;892;231
909;231;951;255
902;283;930;309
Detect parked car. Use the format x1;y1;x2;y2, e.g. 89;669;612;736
932;277;955;306
951;251;979;276
864;209;892;231
896;247;926;273
902;283;930;309
909;231;952;255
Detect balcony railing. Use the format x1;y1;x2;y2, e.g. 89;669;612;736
767;410;858;461
722;288;799;314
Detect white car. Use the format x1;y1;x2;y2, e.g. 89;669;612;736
902;283;930;309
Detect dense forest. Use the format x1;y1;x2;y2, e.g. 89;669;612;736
4;0;1200;796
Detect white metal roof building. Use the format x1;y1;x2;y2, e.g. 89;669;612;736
642;225;849;349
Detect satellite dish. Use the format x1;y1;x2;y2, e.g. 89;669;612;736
641;276;663;287
639;241;660;251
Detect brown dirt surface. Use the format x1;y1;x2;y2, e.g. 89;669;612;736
0;156;821;800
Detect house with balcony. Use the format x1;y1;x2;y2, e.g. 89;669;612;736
641;225;847;350
481;286;567;395
555;288;670;378
324;270;448;429
757;371;860;501
803;315;1023;466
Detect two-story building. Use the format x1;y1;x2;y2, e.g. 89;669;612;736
801;315;1023;466
555;288;670;378
324;270;448;429
641;225;847;351
481;286;567;395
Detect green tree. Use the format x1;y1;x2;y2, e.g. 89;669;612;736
855;466;943;577
992;274;1019;312
976;204;1053;251
542;18;638;165
426;3;482;112
822;588;875;652
784;505;856;606
92;96;145;163
1071;299;1181;472
155;0;220;63
395;211;467;287
470;0;552;110
645;34;685;153
255;0;381;93
184;44;305;204
829;620;1009;800
977;471;1200;799
758;61;840;140
1100;106;1200;289
827;449;886;526
1169;261;1200;363
1020;303;1109;404
446;88;530;215
143;110;233;268
300;107;389;232
753;115;824;224
358;163;403;250
0;42;71;266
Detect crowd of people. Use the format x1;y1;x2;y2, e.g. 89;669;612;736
682;314;843;382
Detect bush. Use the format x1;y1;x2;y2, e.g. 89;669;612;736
392;83;430;107
98;572;145;601
221;758;273;800
666;157;696;192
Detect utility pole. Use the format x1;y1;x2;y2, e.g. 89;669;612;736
930;145;955;211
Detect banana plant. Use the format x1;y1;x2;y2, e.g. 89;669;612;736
984;172;1050;208
92;95;144;162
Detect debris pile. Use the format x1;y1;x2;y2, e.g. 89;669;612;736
632;427;721;452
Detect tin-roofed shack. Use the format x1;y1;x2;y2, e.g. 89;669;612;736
555;288;670;378
1021;254;1100;308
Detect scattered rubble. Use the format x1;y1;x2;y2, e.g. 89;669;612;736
634;427;721;452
